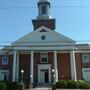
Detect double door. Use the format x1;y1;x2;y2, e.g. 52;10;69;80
40;70;49;83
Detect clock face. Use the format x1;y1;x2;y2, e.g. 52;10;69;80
41;35;46;40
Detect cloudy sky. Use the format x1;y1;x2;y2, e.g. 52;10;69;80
0;0;90;48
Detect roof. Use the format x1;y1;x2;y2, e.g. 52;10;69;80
75;44;90;50
12;26;75;47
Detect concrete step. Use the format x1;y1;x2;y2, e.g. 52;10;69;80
25;83;52;90
32;87;51;90
35;83;52;88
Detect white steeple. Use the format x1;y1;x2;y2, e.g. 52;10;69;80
37;0;51;19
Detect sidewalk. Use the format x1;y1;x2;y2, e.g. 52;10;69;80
25;87;51;90
25;88;90;90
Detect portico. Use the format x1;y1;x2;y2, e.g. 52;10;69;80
12;45;77;83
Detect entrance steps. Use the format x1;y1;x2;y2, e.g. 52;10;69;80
34;83;52;89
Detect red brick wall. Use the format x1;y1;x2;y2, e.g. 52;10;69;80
32;19;55;30
34;52;54;83
75;53;82;80
0;55;13;81
34;53;40;83
1;52;90;82
57;53;71;80
19;54;30;82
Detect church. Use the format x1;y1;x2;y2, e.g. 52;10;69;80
0;0;90;84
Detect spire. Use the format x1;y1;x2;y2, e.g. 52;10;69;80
32;0;56;30
37;0;51;19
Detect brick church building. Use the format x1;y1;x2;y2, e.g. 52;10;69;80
0;0;90;84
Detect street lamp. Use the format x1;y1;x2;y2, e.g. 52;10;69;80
20;69;24;90
52;69;55;83
21;69;24;84
51;69;56;90
52;69;55;73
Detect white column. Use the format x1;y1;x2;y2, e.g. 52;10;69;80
30;51;34;83
54;51;58;82
12;50;17;82
16;52;19;81
70;50;77;81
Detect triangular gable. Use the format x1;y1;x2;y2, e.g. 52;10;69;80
12;26;75;46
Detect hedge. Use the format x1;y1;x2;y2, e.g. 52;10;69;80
0;82;7;90
56;80;67;88
67;80;79;89
56;80;90;89
78;80;90;89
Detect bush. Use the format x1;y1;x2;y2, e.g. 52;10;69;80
78;80;85;83
56;80;67;88
0;82;7;90
56;80;90;89
11;82;20;89
67;80;79;89
78;81;90;89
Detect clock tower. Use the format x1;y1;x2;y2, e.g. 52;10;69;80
32;0;55;30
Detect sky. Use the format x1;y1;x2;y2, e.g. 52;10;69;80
0;0;90;48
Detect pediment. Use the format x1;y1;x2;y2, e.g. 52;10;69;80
12;26;76;46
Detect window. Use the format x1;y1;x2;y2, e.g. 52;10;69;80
41;35;46;40
82;54;90;63
40;29;47;32
2;72;8;80
41;5;47;15
0;70;9;81
41;52;48;63
2;57;8;65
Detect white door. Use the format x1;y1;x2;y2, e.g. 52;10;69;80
38;64;51;83
40;71;45;83
82;68;90;82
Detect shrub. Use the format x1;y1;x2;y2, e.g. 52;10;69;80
56;80;67;88
78;80;85;83
11;82;20;89
67;80;79;89
78;81;90;89
56;80;90;89
0;82;7;90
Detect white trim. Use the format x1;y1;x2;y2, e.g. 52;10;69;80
12;26;75;46
82;68;90;71
30;51;34;83
54;51;58;82
82;68;90;82
12;50;17;82
0;70;9;81
74;50;90;53
38;64;51;83
16;52;19;81
14;46;75;51
70;50;77;81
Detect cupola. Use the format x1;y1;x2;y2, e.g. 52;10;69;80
32;0;56;30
